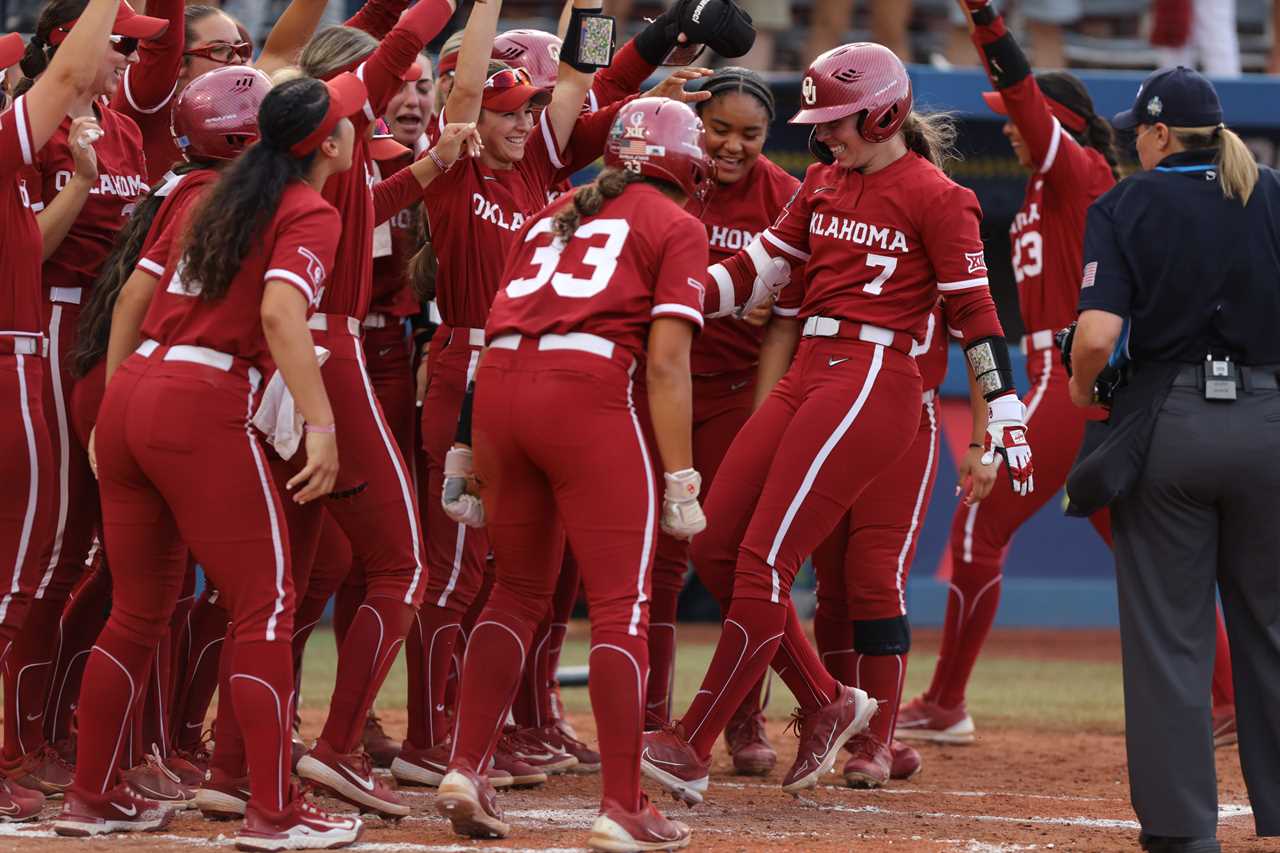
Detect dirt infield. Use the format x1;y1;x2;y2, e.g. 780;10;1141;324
2;627;1275;852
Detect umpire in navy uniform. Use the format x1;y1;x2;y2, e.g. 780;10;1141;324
1066;67;1280;853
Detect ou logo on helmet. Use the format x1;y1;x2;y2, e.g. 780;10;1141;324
802;75;817;106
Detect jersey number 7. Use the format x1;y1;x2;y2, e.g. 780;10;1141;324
505;217;631;299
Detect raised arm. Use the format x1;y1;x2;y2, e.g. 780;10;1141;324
958;0;1086;180
256;0;332;78
23;0;120;152
445;0;504;125
361;0;457;125
345;0;412;40
112;0;185;115
541;0;601;154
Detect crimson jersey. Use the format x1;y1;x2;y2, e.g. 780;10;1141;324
110;0;185;182
138;183;339;374
486;183;707;358
138;169;220;261
730;152;1001;345
319;0;453;321
914;302;949;392
370;152;420;317
689;154;800;374
425;106;562;329
0;97;45;333
26;106;147;299
996;76;1115;334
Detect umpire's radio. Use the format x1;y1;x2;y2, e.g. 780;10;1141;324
1204;355;1238;401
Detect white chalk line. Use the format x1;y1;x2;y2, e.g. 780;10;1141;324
717;780;1126;804
804;801;1254;832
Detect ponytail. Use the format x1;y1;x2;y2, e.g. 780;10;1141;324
1083;113;1122;181
900;111;959;171
72;162;216;376
1172;124;1259;205
180;77;328;302
16;0;89;97
552;167;645;241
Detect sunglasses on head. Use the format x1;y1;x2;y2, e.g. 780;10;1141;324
184;40;253;64
483;66;533;91
109;34;138;56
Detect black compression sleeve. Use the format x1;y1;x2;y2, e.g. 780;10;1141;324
454;381;475;445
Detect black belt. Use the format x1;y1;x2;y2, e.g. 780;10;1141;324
1171;363;1280;391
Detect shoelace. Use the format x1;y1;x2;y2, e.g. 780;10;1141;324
24;743;71;774
783;707;808;740
148;746;183;784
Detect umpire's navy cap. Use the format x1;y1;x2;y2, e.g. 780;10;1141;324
1111;66;1222;130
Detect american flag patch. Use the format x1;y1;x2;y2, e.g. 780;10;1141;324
618;139;665;159
1081;261;1098;289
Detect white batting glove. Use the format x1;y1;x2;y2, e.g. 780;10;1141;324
739;257;791;318
661;468;706;540
983;394;1034;497
441;445;485;527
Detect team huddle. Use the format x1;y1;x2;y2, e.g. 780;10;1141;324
0;0;1243;850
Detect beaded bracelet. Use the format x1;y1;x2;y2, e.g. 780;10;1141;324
428;148;452;173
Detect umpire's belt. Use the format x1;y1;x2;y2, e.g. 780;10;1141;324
1171;362;1280;391
802;316;914;356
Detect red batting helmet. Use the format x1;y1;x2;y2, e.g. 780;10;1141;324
171;66;273;162
605;97;713;201
790;43;912;143
492;29;562;90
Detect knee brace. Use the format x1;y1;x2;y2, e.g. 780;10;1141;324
853;615;911;656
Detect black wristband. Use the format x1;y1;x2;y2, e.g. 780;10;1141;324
634;4;681;65
981;32;1032;90
965;336;1017;401
970;4;998;26
454;381;475;445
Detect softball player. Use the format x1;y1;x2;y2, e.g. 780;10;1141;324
0;0;123;823
56;67;274;802
435;96;709;853
2;0;165;792
899;0;1236;747
210;0;456;819
55;74;363;849
641;42;1034;804
393;0;612;784
812;300;998;787
642;67;800;779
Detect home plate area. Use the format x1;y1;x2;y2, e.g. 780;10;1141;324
5;719;1276;853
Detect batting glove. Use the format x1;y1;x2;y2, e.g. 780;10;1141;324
442;445;485;528
661;468;707;540
983;394;1034;496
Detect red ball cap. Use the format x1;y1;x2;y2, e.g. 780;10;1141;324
172;66;273;162
0;33;24;69
790;42;912;143
47;0;169;47
605;96;713;201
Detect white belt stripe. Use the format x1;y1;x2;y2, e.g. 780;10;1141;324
624;379;656;637
436;349;482;608
0;355;38;625
245;387;288;642
353;337;423;605
765;345;886;598
36;306;70;599
894;399;938;615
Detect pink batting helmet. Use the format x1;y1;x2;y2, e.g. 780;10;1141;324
605;97;713;201
791;43;912;143
491;29;562;90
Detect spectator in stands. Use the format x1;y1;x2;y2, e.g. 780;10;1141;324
806;0;913;63
1152;0;1242;77
737;0;791;71
946;0;1079;69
